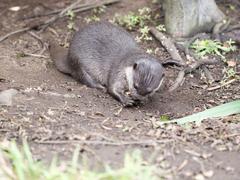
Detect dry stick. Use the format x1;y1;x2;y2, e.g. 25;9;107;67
150;27;186;66
0;0;121;43
34;139;173;146
207;78;237;91
28;31;44;48
23;0;120;20
0;27;31;42
23;53;48;59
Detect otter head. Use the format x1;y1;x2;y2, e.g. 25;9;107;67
125;58;164;101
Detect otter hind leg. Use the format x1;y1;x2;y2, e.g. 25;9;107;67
49;42;71;74
73;69;105;90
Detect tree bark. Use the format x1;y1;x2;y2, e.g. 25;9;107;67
164;0;225;37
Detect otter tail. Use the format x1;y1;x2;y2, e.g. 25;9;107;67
48;41;71;74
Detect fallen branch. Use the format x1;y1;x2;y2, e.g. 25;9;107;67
150;27;186;66
0;0;121;43
34;139;173;146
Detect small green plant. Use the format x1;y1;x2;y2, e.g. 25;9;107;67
93;5;107;14
156;24;166;32
136;26;153;42
146;48;153;54
160;115;170;122
0;141;160;180
191;39;236;59
66;10;76;31
84;15;100;23
112;7;151;30
84;5;106;23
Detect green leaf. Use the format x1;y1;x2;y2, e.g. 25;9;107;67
159;100;240;125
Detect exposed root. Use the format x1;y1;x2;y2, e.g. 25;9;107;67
162;58;184;67
150;28;222;91
169;57;219;92
150;27;186;66
169;70;185;92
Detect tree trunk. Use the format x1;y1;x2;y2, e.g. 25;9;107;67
164;0;225;37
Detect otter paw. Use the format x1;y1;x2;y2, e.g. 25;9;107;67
121;96;135;107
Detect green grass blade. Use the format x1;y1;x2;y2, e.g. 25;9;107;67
159;100;240;125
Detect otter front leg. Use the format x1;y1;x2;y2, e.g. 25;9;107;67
108;81;134;106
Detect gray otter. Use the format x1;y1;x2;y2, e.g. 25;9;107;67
49;22;164;106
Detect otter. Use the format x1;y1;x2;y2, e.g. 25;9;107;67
49;22;164;106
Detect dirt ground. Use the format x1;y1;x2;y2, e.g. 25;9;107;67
0;0;240;179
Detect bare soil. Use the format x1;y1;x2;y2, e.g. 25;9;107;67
0;0;240;179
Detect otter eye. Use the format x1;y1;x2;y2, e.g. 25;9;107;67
133;63;138;70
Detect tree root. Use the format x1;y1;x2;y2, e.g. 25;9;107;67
169;58;219;92
150;27;186;66
150;27;221;91
151;19;240;92
0;0;121;43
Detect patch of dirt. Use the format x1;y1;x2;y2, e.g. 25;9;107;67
0;0;240;179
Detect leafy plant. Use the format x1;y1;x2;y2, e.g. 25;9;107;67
136;26;153;42
191;39;236;59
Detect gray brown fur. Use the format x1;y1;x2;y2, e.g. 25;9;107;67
49;22;164;106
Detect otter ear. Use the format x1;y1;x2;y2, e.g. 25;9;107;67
133;63;138;70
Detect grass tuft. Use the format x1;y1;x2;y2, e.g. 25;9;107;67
0;141;159;180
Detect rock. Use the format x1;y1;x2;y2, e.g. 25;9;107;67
0;89;18;106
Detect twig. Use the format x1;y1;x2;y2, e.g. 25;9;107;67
207;78;237;91
21;3;89;20
0;0;121;43
34;139;174;146
0;27;31;43
22;0;120;20
150;27;186;66
23;52;48;59
28;31;44;48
